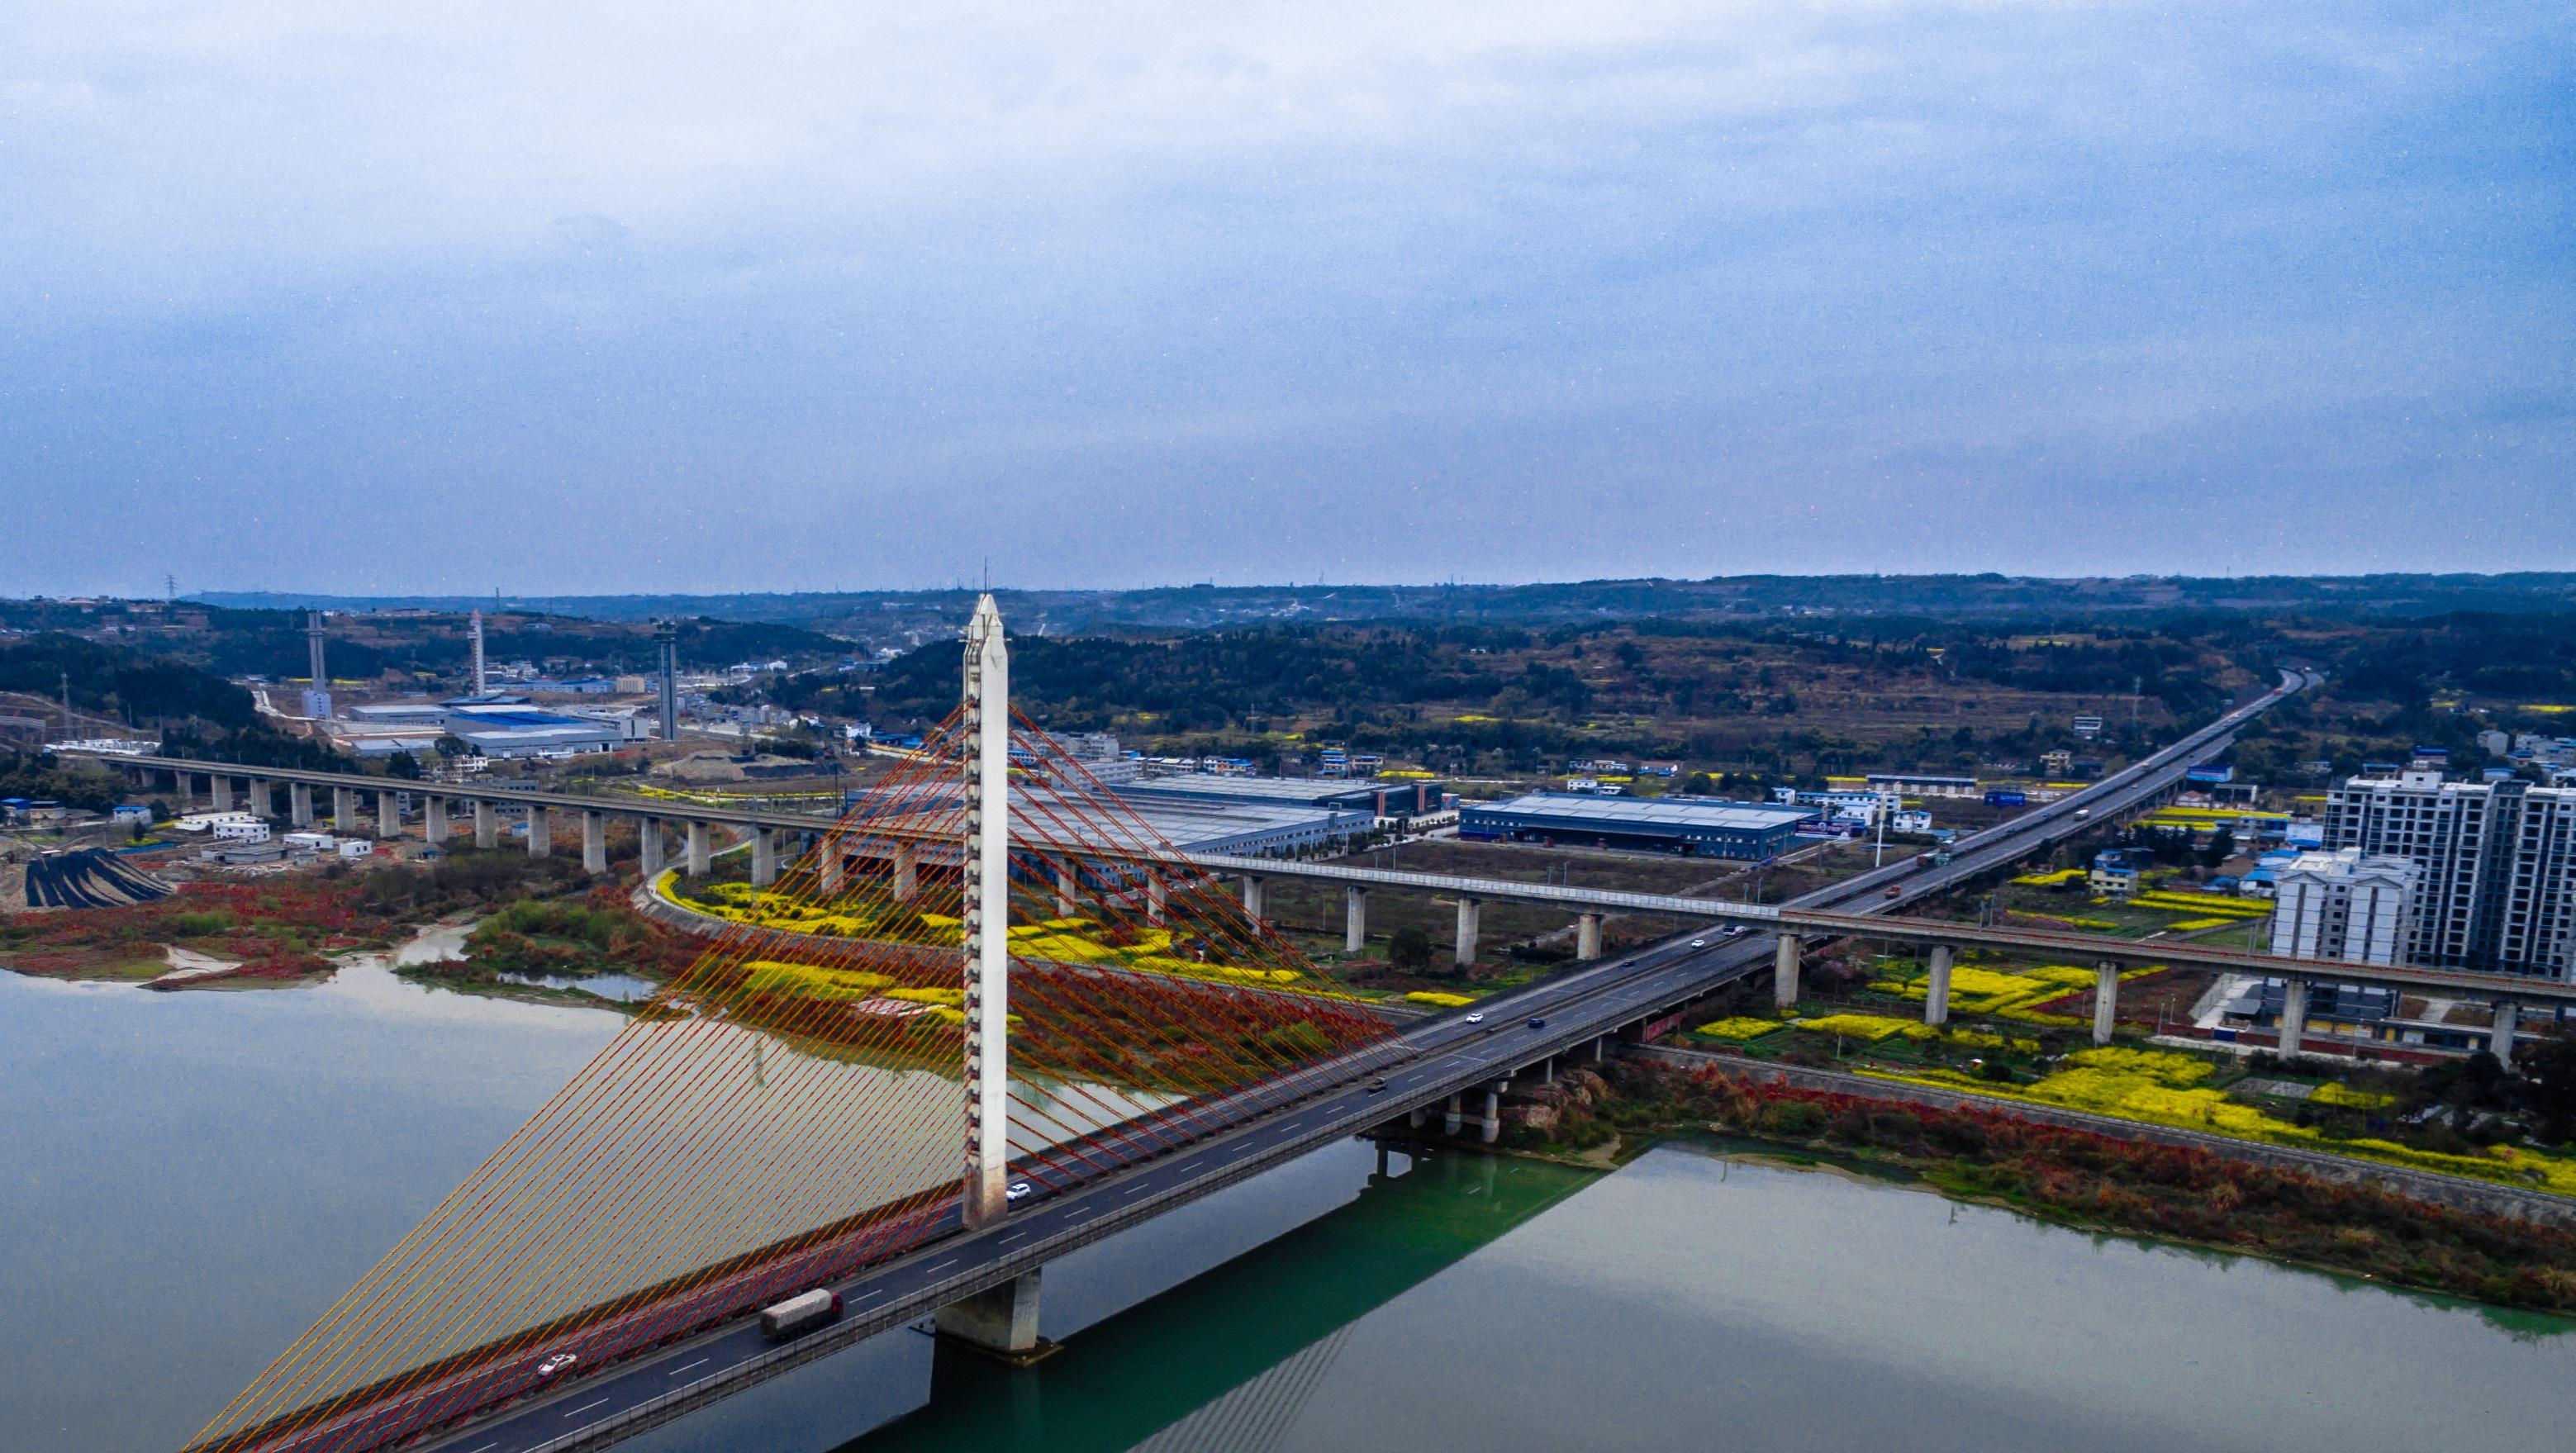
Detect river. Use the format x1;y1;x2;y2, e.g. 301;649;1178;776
2;951;2569;1453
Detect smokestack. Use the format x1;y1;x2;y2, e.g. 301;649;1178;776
307;611;327;688
654;621;679;742
469;610;487;696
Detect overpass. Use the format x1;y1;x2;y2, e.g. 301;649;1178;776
178;651;2364;1453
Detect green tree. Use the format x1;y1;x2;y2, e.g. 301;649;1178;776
1387;924;1433;973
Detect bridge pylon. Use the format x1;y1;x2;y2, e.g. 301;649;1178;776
960;592;1013;1227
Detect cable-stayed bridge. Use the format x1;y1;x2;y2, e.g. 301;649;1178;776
179;618;2319;1453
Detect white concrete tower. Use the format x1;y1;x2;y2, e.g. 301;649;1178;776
960;593;1013;1225
468;610;487;696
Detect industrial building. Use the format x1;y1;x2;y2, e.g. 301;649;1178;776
442;705;632;758
2324;769;2576;980
1459;794;1816;859
1117;772;1442;820
1113;795;1373;857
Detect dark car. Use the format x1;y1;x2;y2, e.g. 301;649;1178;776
1527;1017;1547;1030
1365;1078;1388;1094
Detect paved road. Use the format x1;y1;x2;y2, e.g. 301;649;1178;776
376;672;2305;1453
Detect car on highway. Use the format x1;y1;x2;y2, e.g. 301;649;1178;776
1883;885;1902;899
1527;1017;1547;1030
536;1353;578;1379
1006;1180;1034;1203
758;1289;844;1341
1727;925;1749;936
1464;1012;1485;1024
1366;1078;1388;1094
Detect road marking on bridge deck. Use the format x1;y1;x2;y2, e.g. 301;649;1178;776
668;1358;708;1376
926;1259;958;1275
1123;1181;1154;1195
563;1398;610;1418
998;1230;1028;1244
463;1444;497;1453
852;1289;884;1303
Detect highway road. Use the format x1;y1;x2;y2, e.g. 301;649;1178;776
368;671;2307;1453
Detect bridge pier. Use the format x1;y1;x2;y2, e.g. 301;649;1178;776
935;1270;1050;1363
1344;886;1368;953
1408;1106;1427;1130
686;820;711;877
474;800;496;849
1480;1086;1501;1144
2279;977;2308;1057
1144;873;1166;924
1054;863;1079;919
582;810;607;873
425;796;448;843
1774;933;1803;1009
751;829;777;887
1443;1092;1462;1137
373;789;397;838
250;778;270;817
639;818;665;879
1923;944;1955;1027
893;841;919;902
2492;1000;2520;1064
2091;961;2117;1046
289;781;313;828
1240;875;1266;922
820;841;844;895
528;806;550;857
1454;897;1481;970
1576;912;1603;961
169;768;191;807
211;775;233;812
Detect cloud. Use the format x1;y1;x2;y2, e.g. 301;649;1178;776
0;2;2566;594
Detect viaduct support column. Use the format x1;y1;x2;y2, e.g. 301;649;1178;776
378;789;401;840
425;797;448;843
2279;977;2308;1057
1240;876;1266;923
2091;962;2118;1046
169;769;192;808
935;1269;1045;1361
473;800;496;849
1480;1085;1502;1144
638;819;665;880
750;829;777;887
582;810;607;874
686;820;711;877
1144;873;1166;924
1054;863;1078;918
527;806;550;857
892;843;919;902
1576;913;1603;962
1343;887;1368;953
211;776;233;812
1454;897;1481;970
819;840;843;896
332;786;354;831
1923;945;1956;1028
1774;933;1804;1010
250;779;271;818
2491;1000;2520;1065
289;782;313;829
1442;1092;1462;1137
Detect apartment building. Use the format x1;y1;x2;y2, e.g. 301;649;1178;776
2269;848;2417;966
2323;769;2576;980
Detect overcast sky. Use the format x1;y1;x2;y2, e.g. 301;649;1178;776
2;2;2566;598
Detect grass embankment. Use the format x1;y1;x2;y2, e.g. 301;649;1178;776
0;848;609;985
1517;1060;2576;1313
402;889;702;998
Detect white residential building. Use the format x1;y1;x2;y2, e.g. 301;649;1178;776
2269;848;2417;966
2323;770;2576;981
211;819;272;843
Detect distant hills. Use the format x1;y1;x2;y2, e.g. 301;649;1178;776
194;573;2576;643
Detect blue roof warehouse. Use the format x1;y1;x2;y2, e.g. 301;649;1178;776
1459;794;1817;859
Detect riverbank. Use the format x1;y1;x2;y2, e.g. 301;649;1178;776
1502;1058;2576;1313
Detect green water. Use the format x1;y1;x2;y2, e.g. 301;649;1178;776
6;960;2572;1453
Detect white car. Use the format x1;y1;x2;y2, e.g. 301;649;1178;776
536;1352;578;1379
1464;1012;1485;1024
1690;938;1708;948
1006;1180;1034;1203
